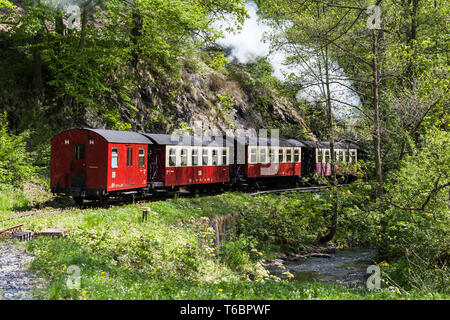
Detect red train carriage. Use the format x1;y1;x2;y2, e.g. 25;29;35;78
301;141;360;178
142;134;230;190
233;137;304;187
51;128;151;204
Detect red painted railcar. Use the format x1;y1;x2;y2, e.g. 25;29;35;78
233;137;304;186
51;128;151;204
50;128;361;205
143;134;230;189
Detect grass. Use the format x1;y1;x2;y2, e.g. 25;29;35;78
0;180;53;215
1;190;446;300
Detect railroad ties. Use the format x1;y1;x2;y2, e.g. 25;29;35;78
0;224;67;242
0;224;33;242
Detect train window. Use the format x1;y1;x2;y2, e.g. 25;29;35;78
138;148;145;167
169;148;176;167
192;148;199;166
317;149;323;163
181;148;188;167
279;148;284;163
212;149;218;166
294;149;300;162
202;149;209;166
74;144;85;160
339;150;344;162
126;148;133;167
286;149;292;162
249;148;257;164
222;149;227;165
259;148;267;163
324;150;331;163
111;148;118;168
268;148;275;163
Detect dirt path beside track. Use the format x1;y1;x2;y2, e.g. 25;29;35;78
0;243;42;300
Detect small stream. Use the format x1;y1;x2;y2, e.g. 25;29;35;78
269;247;378;287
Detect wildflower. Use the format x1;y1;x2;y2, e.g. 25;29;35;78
82;290;87;295
218;288;223;293
282;271;294;279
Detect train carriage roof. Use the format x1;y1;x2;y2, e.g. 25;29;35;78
236;137;305;147
142;133;228;147
84;128;152;144
301;141;361;149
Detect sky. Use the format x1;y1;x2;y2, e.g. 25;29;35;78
215;2;362;120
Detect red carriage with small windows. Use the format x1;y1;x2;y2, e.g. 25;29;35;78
142;134;230;191
232;137;305;188
50;128;150;205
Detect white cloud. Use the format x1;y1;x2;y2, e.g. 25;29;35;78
215;2;362;120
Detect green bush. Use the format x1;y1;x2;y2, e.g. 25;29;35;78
220;234;258;273
237;193;331;252
381;127;449;293
0;112;34;188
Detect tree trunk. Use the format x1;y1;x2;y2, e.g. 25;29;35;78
319;35;338;244
372;30;383;198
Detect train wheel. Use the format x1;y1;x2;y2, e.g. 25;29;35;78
73;196;84;206
99;195;110;206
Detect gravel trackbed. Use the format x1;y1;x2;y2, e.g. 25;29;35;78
0;243;40;300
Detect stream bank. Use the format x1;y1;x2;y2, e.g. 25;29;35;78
264;247;378;288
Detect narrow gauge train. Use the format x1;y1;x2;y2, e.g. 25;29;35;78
50;128;360;205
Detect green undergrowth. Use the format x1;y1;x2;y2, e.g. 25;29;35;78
2;191;446;300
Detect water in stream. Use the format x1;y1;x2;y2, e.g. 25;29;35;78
270;247;378;287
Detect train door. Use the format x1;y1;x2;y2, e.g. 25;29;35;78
149;147;164;187
126;146;134;187
71;143;86;188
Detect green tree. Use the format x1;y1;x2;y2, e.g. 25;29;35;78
0;112;34;187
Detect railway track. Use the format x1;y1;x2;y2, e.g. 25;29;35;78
0;184;352;224
249;184;350;196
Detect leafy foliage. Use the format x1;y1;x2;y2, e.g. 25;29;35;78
0;112;34;188
380;127;450;292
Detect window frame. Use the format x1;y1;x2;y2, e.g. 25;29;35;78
324;149;331;163
222;148;227;165
168;147;176;167
74;144;85;160
286;148;293;163
278;148;284;163
138;148;145;167
294;148;300;163
212;149;219;166
202;148;209;166
317;149;323;163
180;148;188;167
192;148;199;166
249;147;257;164
350;150;357;163
259;147;268;164
111;148;119;169
126;147;134;167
